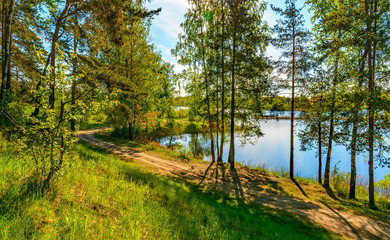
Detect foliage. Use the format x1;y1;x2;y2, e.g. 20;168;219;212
97;10;177;140
272;0;310;178
0;0;389;224
375;174;390;200
306;0;390;207
175;0;273;166
3;46;76;185
271;0;310;91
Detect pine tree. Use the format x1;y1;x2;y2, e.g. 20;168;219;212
0;0;16;103
272;0;310;179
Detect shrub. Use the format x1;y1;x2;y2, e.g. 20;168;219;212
375;174;390;199
184;123;200;134
175;145;191;161
331;161;350;198
173;109;189;119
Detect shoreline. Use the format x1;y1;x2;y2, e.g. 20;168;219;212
260;116;307;120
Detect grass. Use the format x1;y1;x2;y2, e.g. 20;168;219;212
0;137;340;239
267;171;390;221
79;121;106;130
218;160;390;221
96;126;390;217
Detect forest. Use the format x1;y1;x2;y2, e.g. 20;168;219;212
0;0;389;239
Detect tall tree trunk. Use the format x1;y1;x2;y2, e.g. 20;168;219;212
128;36;137;141
349;47;368;199
324;110;334;189
209;118;215;162
366;0;377;209
71;35;78;132
206;72;215;162
216;71;220;160
218;0;225;165
349;120;358;199
228;9;237;169
205;66;215;162
132;112;136;141
0;0;15;102
1;0;5;98
318;120;322;184
200;14;215;163
125;49;134;142
128;121;133;141
290;26;295;179
49;0;71;109
317;94;324;184
6;32;11;92
324;51;339;189
2;0;4;70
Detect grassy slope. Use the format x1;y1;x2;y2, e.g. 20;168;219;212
0;141;339;239
96;131;390;222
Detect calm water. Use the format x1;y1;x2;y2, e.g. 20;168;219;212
159;119;390;182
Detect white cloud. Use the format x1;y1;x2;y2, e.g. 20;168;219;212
147;0;188;43
146;0;311;97
173;63;186;73
146;0;189;75
266;45;281;61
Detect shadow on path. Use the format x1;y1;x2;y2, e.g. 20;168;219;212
291;178;308;198
320;201;363;240
199;161;215;184
77;129;390;240
229;168;245;201
323;186;339;200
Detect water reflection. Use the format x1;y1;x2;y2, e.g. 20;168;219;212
158;119;390;181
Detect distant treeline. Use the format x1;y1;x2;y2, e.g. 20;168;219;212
173;96;311;112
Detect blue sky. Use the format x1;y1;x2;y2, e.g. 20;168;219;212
146;0;313;75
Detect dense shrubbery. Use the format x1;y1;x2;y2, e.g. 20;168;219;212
173;109;189;119
376;174;390;200
330;165;390;209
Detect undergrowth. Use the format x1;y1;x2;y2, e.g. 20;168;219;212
0;139;339;239
241;160;390;211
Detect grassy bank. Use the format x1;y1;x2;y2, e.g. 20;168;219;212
240;162;390;220
95;127;390;220
0;138;339;239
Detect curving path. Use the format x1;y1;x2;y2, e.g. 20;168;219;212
78;128;390;240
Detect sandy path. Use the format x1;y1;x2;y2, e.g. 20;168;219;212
78;128;390;240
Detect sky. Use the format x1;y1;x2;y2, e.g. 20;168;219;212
145;0;314;92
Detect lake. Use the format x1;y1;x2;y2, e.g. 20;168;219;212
158;118;390;182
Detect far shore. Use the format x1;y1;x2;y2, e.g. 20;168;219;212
260;116;307;120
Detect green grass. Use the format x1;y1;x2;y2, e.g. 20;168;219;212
97;127;390;215
0;139;340;239
235;161;390;221
79;121;106;130
94;126;390;221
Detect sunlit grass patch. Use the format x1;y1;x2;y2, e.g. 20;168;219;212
0;139;339;239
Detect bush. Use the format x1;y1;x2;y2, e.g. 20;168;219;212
173;109;189;119
331;161;350;198
375;174;390;199
174;145;191;161
184;123;200;134
188;107;198;122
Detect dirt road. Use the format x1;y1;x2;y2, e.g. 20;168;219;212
78;128;390;240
